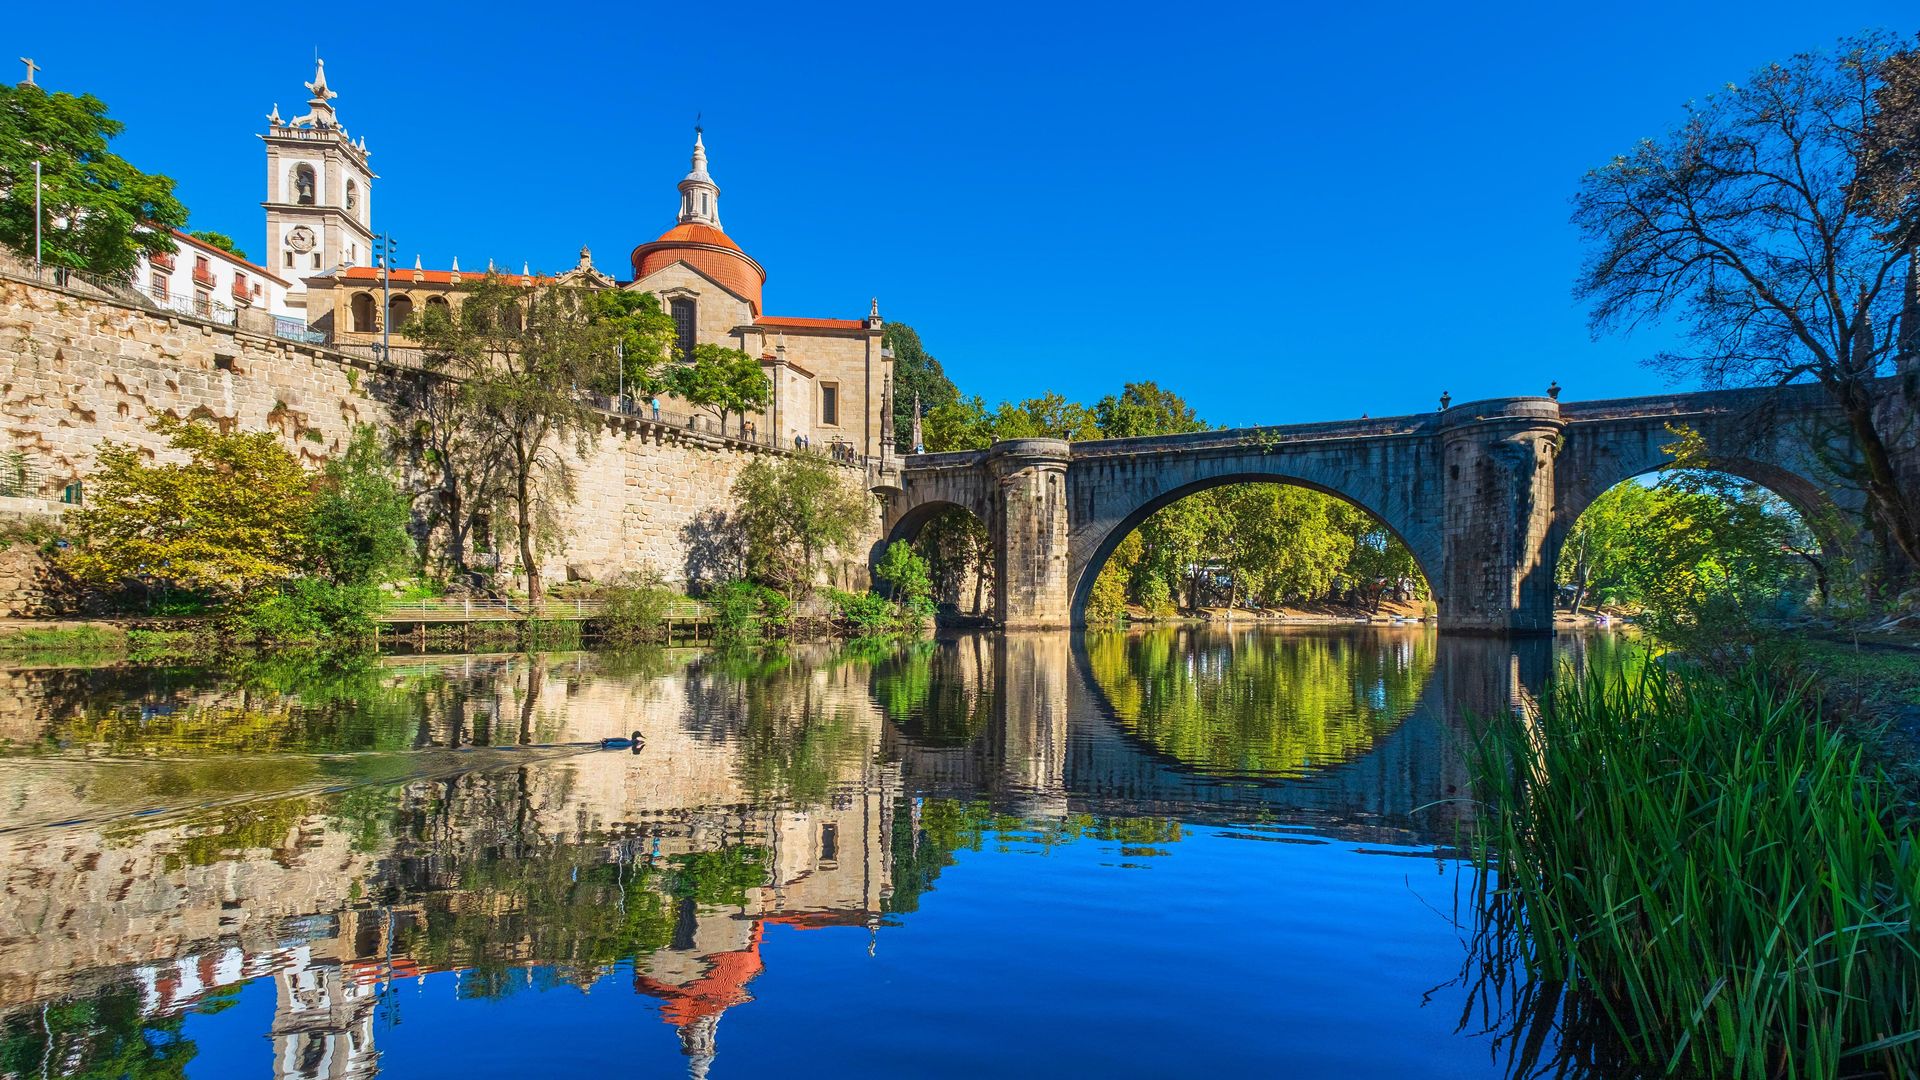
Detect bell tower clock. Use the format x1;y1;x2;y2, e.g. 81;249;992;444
260;59;376;313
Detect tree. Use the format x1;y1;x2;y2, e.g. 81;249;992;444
874;540;933;605
584;288;677;398
0;83;187;277
1572;32;1920;578
1557;480;1657;612
1094;381;1207;439
307;425;414;586
730;455;872;595
64;417;312;599
667;344;771;431
885;323;959;451
407;273;611;609
188;230;244;260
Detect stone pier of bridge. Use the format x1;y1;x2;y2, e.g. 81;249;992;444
878;385;1863;635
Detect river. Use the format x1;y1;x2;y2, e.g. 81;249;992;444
0;627;1642;1079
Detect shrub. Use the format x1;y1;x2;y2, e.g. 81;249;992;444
238;579;381;643
874;541;933;606
827;588;898;635
710;579;787;643
600;569;676;644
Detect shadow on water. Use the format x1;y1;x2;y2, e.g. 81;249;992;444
0;627;1647;1079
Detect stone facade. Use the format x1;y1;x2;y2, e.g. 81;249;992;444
0;271;879;595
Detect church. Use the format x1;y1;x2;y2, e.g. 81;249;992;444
265;60;895;461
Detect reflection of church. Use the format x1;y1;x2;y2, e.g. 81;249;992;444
256;59;894;459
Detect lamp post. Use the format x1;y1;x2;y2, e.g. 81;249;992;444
32;159;41;277
375;233;397;358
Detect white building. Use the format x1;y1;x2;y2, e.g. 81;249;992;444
133;228;299;328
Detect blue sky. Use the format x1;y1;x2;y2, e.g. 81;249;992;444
12;1;1913;426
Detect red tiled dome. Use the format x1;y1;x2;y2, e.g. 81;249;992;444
631;223;766;315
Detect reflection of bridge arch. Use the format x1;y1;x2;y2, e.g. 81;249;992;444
876;630;1550;843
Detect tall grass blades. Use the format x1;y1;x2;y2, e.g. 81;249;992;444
1467;664;1920;1079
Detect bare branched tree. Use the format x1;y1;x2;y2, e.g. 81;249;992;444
1573;32;1920;577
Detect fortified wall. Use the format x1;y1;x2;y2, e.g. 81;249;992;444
0;272;880;603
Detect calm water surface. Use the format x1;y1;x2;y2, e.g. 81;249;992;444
0;628;1639;1079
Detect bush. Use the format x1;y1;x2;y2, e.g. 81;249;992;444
827;588;898;635
1137;575;1174;618
237;578;381;644
600;569;676;644
710;579;788;643
874;541;933;605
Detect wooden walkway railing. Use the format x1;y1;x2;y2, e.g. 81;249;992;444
375;597;712;624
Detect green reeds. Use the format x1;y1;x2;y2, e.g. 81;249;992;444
1467;663;1920;1078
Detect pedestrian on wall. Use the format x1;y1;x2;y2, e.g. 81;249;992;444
650;396;660;421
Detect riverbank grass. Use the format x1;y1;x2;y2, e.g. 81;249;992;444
1470;664;1920;1078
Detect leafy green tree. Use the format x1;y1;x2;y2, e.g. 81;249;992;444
667;343;772;430
187;230;244;260
584;287;677;397
307;425;413;586
408;273;612;609
1094;381;1207;439
0;83;187;276
924;394;995;451
885;322;959;451
1558;481;1657;612
730;454;872;594
874;540;933;605
64;417;312;599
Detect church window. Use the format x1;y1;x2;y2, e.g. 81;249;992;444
670;299;696;360
292;164;316;206
350;292;376;333
426;295;451;316
284;250;294;268
820;383;839;427
388;294;414;329
820;823;838;864
311;253;321;269
345;180;357;213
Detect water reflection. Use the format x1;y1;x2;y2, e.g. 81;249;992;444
0;629;1629;1079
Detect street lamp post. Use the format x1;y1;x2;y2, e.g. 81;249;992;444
375;233;397;359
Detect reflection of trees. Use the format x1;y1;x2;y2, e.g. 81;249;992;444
1087;628;1435;776
885;797;1183;914
0;985;195;1080
870;641;995;747
680;648;871;803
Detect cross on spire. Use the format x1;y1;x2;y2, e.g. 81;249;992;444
18;58;40;87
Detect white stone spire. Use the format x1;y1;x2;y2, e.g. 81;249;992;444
678;127;722;228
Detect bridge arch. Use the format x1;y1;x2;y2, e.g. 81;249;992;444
1067;464;1440;627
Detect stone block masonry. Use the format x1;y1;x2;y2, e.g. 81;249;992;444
0;273;878;595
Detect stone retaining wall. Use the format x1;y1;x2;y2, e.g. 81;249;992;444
0;273;878;597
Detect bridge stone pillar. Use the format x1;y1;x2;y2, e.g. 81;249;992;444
1438;398;1563;635
988;439;1073;629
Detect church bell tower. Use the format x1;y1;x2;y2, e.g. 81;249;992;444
261;59;377;310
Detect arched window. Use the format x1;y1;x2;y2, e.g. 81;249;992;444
291;164;316;206
388;294;414;330
670;298;696;359
426;295;451;315
345;180;358;214
350;292;376;333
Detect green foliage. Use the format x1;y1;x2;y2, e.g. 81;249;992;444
710;579;788;643
666;343;772;427
598;568;676;644
730;455;871;594
0;984;194;1080
1466;662;1920;1079
237;578;381;644
187;230;243;259
407;273;612;604
584;287;677;397
0;83;188;277
827;587;903;635
1093;381;1207;438
667;845;768;907
873;540;932;605
64;417;313;599
306;425;414;586
885;322;959;451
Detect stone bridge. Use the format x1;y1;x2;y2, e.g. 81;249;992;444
878;385;1862;633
